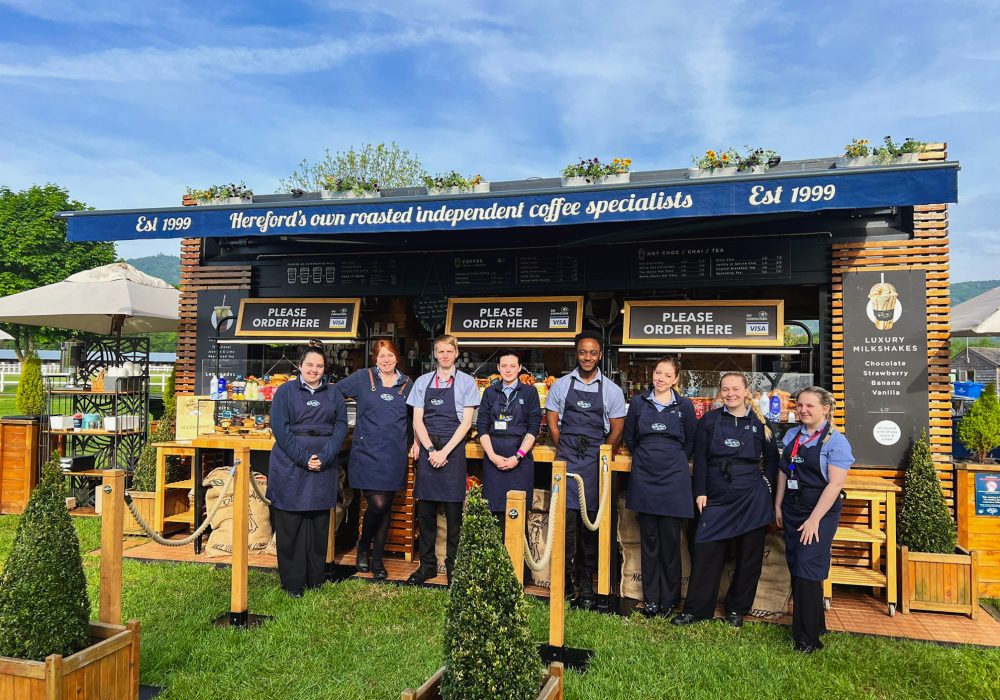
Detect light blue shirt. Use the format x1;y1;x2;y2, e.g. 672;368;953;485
407;369;480;422
781;422;855;481
648;389;678;412
546;368;627;433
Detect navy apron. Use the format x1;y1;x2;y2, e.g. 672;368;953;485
482;384;535;513
348;369;410;492
695;410;773;543
781;423;841;581
267;383;341;511
626;395;693;518
556;377;605;512
415;377;468;503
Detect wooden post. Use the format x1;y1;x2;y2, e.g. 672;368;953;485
231;448;250;619
505;490;527;585
885;489;897;610
44;653;62;700
597;445;612;597
127;619;141;700
549;460;566;649
99;469;125;625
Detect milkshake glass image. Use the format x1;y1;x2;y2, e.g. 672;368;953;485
868;277;899;330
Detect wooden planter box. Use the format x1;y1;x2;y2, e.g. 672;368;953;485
0;417;39;515
900;546;979;619
956;461;1000;597
0;620;140;698
402;662;563;700
124;490;155;536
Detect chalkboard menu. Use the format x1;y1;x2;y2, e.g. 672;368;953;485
446;296;583;338
415;296;448;334
196;289;249;395
842;268;929;467
279;259;399;289
623;300;784;346
632;240;791;285
235;297;360;338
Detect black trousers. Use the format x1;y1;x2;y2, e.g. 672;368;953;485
565;509;598;590
636;513;684;610
272;507;329;594
791;575;826;648
683;525;767;619
417;500;462;574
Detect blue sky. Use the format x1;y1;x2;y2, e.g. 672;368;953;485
1;1;997;281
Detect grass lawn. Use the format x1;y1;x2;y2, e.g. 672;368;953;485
1;515;997;699
0;394;17;416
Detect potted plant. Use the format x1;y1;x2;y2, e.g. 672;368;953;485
898;431;978;618
423;171;489;195
958;382;1000;464
835;138;875;168
469;174;490;193
561;157;631;186
0;456;141;695
185;182;254;205
321;174;381;200
873;136;925;164
0;351;43;514
735;146;781;174
688;148;739;178
16;350;44;417
401;487;561;700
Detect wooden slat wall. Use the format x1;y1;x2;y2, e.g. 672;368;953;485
176;238;252;395
830;143;953;507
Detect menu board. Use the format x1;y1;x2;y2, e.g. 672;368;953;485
278;258;399;289
446;296;583;338
195;289;249;395
623;300;784;346
235;297;360;338
452;254;516;288
842;268;929;468
517;252;584;287
633;240;791;285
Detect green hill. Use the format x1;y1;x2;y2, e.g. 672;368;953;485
951;279;1000;306
125;254;180;287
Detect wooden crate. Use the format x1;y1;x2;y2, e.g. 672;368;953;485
0;621;140;699
955;462;1000;596
900;546;978;619
401;662;563;700
0;418;39;515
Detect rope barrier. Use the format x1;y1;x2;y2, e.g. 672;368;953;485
524;480;560;572
565;452;611;532
124;467;237;547
248;471;271;505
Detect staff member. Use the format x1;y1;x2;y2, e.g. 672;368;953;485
546;330;626;607
335;340;411;580
477;348;542;530
673;372;777;627
406;334;480;585
775;386;854;653
623;357;697;617
267;341;349;597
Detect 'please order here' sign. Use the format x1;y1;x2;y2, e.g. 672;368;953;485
623;300;785;346
446;296;583;338
235;298;360;338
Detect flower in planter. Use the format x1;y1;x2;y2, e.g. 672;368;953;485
873;136;925;162
185;182;254;202
736;146;780;172
563;156;632;182
322;174;379;195
692;148;739;171
422;171;472;190
470;174;484;187
843;138;871;158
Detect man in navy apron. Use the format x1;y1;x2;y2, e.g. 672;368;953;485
775;386;854;652
546;331;626;607
406;335;480;585
477;348;542;531
335;340;412;580
267;343;349;597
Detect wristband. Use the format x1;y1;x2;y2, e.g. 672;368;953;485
516;449;526;458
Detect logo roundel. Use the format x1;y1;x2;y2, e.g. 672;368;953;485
380;393;394;401
430;398;445;406
724;438;741;448
651;423;666;431
576;400;592;409
306;399;320;407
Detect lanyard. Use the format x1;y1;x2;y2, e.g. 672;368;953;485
788;429;822;471
499;386;519;415
434;373;455;389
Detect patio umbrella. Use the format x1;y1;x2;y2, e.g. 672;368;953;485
0;262;179;335
0;329;12;341
952;286;1000;337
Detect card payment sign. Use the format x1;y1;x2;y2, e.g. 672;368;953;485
549;306;571;330
745;311;770;336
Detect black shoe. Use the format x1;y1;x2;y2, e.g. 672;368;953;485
372;562;388;580
356;547;370;573
641;603;660;618
285;589;304;599
406;567;436;585
670;612;704;626
725;611;744;628
577;578;596;609
446;569;453;586
794;641;821;654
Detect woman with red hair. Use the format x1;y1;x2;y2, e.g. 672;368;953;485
335;340;412;580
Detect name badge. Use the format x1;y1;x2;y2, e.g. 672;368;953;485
787;479;799;491
493;420;508;432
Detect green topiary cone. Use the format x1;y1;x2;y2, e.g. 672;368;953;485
15;352;44;416
958;382;1000;463
0;456;91;660
441;486;542;700
898;430;957;554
